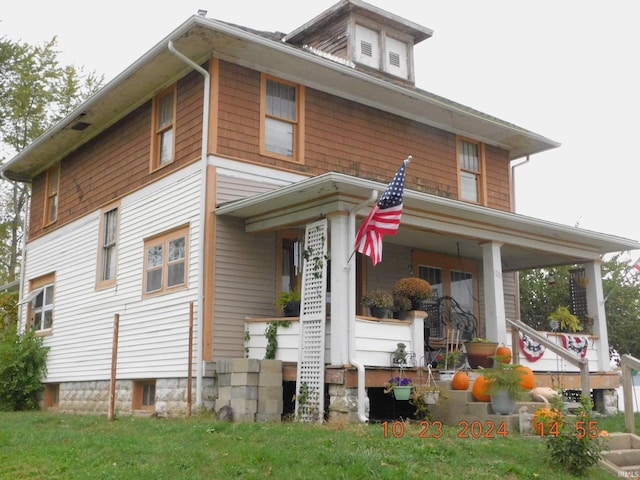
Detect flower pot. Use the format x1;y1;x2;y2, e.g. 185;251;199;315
283;300;301;317
369;306;389;319
490;390;516;415
393;386;412;400
393;309;408;320
438;370;456;382
464;341;498;369
423;390;440;404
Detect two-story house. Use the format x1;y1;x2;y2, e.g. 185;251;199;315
2;0;638;422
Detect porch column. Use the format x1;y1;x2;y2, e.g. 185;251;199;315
480;241;507;344
329;213;350;365
585;260;610;371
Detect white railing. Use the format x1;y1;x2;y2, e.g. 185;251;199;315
506;318;590;398
244;315;420;367
621;354;640;433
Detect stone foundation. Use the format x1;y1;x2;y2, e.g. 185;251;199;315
328;384;369;423
46;377;217;417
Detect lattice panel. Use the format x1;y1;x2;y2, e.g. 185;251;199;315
569;268;588;320
295;219;327;422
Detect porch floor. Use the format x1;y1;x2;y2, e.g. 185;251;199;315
282;362;622;390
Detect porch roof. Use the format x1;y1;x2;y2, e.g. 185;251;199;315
215;172;640;271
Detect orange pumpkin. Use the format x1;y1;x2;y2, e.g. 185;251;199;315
532;407;564;436
472;375;493;402
516;365;535;390
452;371;470;390
496;344;512;363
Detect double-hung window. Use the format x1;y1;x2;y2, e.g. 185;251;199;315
97;204;119;288
458;138;484;204
44;164;60;225
151;86;176;170
261;75;304;162
143;226;189;296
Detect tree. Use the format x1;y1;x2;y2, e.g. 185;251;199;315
0;36;102;285
519;254;640;358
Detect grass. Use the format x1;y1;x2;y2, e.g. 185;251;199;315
0;411;636;479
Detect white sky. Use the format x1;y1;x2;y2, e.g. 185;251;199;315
2;0;640;255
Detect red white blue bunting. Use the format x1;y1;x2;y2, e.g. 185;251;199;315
519;332;546;362
560;334;590;358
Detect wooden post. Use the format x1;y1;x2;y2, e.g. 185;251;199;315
188;302;194;417
108;314;120;422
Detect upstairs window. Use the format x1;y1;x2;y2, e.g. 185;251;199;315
458;138;485;204
261;75;305;162
97;204;119;288
44;164;60;225
143;226;189;296
151;86;176;170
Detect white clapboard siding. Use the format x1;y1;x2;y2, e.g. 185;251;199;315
23;165;201;382
245;320;331;363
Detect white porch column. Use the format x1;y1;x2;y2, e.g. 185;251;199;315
481;241;507;344
329;213;350;365
585;260;610;371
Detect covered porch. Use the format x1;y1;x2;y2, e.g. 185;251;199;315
217;171;640;421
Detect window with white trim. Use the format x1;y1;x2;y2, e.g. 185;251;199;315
27;273;56;334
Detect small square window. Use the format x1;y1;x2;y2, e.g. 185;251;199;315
133;380;156;410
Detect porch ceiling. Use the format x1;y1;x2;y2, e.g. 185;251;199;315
215;172;640;272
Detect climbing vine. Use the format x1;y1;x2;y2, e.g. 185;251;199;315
264;320;291;360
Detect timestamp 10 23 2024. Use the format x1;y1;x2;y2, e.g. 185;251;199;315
382;420;510;439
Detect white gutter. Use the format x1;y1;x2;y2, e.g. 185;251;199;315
510;155;530;212
168;41;210;408
347;190;378;423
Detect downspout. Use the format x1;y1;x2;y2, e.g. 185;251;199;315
168;41;210;408
348;190;378;423
0;170;30;331
510;155;529;212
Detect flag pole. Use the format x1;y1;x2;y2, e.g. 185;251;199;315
346;190;379;266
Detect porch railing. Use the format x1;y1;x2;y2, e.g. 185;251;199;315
506;318;590;398
621;354;640;433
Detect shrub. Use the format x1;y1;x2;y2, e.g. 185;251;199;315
545;396;609;476
0;327;49;410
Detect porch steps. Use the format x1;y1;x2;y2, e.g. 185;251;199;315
599;432;640;477
429;380;547;435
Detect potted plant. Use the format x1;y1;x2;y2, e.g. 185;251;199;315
392;294;411;320
384;376;413;400
276;289;301;317
480;356;530;415
463;337;498;369
435;349;465;380
361;290;393;318
547;306;582;332
392;277;433;310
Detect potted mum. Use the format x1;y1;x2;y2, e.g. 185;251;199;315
361;290;393;318
392;294;411;320
392;277;433;310
276;289;301;317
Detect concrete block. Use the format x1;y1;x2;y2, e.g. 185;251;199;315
259;373;283;387
231;372;259;386
231;385;258;400
260;359;283;374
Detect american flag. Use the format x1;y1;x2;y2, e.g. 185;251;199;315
355;158;409;265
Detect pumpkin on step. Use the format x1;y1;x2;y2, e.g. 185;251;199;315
516;365;535;390
451;371;470;390
496;344;512;363
471;374;493;402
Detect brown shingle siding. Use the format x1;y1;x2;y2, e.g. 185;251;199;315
28;70;204;241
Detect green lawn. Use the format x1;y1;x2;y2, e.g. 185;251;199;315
1;411;634;479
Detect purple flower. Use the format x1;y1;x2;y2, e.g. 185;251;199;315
388;376;412;386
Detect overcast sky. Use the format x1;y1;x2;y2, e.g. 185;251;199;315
3;0;639;255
